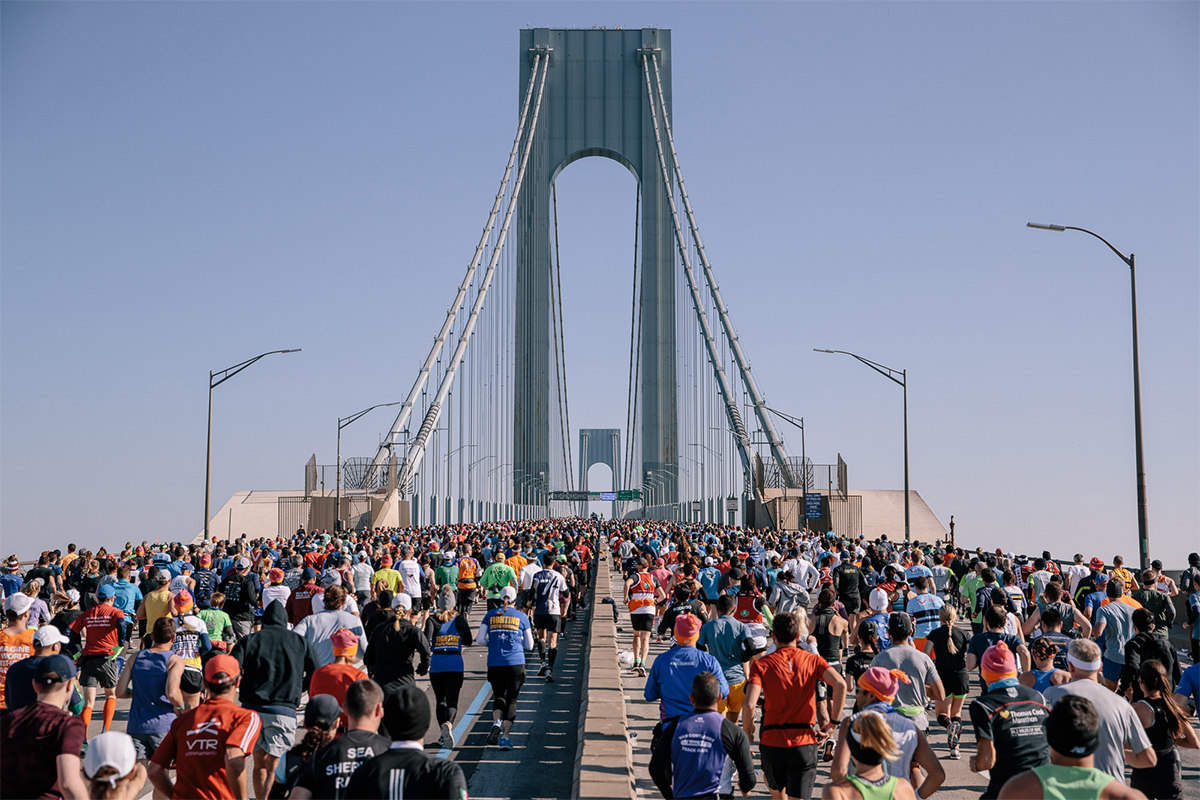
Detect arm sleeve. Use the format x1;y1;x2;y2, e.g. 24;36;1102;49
417;630;432;674
721;718;757;795
647;719;676;799
1165;597;1176;624
1120;638;1142;694
522;625;535;651
455;614;474;644
475;623;490;646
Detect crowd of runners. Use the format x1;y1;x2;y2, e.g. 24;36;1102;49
0;520;594;799
615;527;1200;800
0;517;1197;800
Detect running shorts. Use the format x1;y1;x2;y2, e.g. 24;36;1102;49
718;680;747;715
630;614;655;632
533;613;562;633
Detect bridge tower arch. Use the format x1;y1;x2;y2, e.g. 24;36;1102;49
515;27;678;506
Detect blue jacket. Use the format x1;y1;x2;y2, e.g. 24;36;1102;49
644;646;729;720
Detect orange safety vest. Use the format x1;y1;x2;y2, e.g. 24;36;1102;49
457;557;479;589
629;572;657;613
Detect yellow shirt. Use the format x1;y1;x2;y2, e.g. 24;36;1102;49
372;568;402;594
1111;567;1135;592
144;589;174;631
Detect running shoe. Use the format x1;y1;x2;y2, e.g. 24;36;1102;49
546;672;555;683
821;738;835;762
440;722;456;750
538;661;548;677
486;725;501;746
948;745;961;760
948;720;962;750
498;735;514;750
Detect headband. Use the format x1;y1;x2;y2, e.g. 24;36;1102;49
1067;652;1103;672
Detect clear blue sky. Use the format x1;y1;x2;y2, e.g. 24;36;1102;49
3;2;1196;566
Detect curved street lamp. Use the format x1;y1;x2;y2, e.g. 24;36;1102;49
815;349;909;543
1028;222;1149;568
205;349;301;538
337;401;402;531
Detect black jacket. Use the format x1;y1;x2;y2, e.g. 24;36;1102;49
1121;629;1180;698
363;617;431;689
231;601;318;713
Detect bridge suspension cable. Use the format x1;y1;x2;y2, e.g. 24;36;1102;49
396;50;551;495
640;49;757;495
372;49;548;479
647;54;798;491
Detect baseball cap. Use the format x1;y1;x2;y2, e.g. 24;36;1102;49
237;557;252;569
304;694;342;729
301;567;317;581
4;592;34;616
867;587;888;612
674;614;702;644
35;654;77;684
500;586;517;602
155;572;170;583
33;625;70;647
97;584;116;599
203;654;241;685
392;593;412;611
321;569;342;587
65;589;80;604
704;557;714;567
83;732;137;786
330;628;360;657
436;585;455;612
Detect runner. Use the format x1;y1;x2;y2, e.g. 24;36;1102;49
70;582;130;736
822;711;919;800
476;585;533;750
292;680;390;800
531;552;569;682
627;558;665;677
0;593;36;715
147;654;262;800
424;585;473;748
115;617;185;762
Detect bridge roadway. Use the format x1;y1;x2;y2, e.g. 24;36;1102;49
605;566;1200;800
105;598;588;800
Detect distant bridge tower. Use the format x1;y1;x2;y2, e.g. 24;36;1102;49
579;428;621;518
515;28;679;506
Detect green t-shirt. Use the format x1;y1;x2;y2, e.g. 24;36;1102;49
198;608;233;641
480;563;517;599
435;564;459;589
960;574;985;622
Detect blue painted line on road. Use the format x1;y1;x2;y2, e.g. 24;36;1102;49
438;679;492;759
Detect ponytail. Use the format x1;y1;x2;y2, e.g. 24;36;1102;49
939;605;959;654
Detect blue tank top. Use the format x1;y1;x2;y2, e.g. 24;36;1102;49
1032;668;1056;694
430;617;465;674
128;648;176;735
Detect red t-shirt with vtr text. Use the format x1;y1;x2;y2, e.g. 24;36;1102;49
151;696;261;800
747;645;830;748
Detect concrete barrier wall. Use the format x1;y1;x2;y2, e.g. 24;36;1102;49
573;553;636;800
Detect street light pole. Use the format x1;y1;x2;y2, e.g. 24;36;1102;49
1027;222;1150;568
337;401;402;532
205;349;302;539
815;349;909;544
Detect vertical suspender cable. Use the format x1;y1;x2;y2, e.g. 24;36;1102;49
623;188;641;495
399;51;551;492
373;51;545;472
649;56;796;490
640;51;755;493
551;183;575;494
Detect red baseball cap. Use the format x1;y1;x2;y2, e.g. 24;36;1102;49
204;654;241;685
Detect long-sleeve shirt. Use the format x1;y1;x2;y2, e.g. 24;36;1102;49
644;646;729;721
363;618;430;688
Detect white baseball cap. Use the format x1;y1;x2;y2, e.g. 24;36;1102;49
500;586;517;602
3;593;33;616
83;731;137;786
391;593;412;611
868;587;889;612
33;625;70;647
